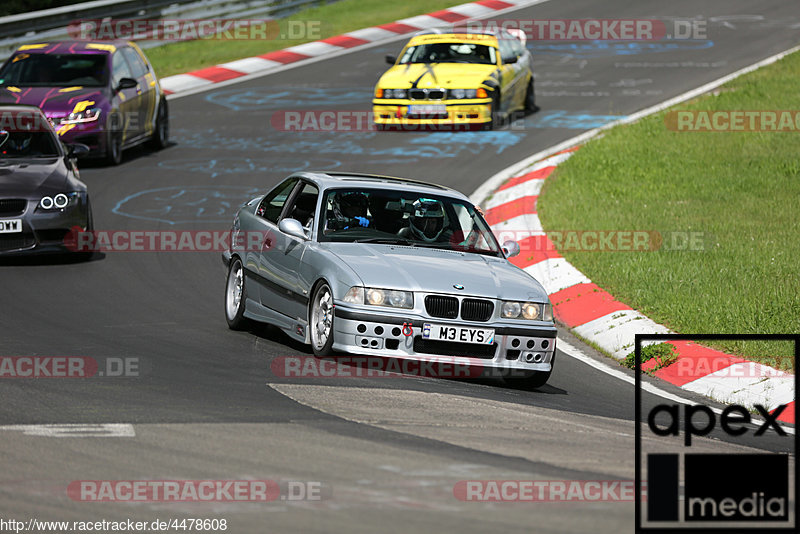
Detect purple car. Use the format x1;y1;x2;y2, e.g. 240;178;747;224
0;40;168;165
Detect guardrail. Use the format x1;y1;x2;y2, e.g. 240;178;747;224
0;0;331;57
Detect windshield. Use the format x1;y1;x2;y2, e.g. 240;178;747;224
319;188;502;256
0;129;60;158
0;53;108;87
399;43;496;65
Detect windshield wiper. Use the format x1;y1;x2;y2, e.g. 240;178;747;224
354;237;415;246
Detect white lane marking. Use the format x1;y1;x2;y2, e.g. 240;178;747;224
0;423;135;437
344;27;399;42
523;257;592;295
446;4;495;17
490;213;543;234
159;73;212;94
557;338;795;435
471;43;800;206
166;0;555;100
396;14;452;29
682;363;795;412
483;179;544;209
218;57;282;74
285;41;344;57
572;310;671;359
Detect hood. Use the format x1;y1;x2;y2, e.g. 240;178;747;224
0;86;108;117
327;243;548;301
0;159;67;197
377;63;498;89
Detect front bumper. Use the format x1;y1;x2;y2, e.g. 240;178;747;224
52;121;107;157
0;199;90;255
372;99;492;127
332;306;556;374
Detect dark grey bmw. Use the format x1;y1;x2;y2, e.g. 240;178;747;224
0;104;92;255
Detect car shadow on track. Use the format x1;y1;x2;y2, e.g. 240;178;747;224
0;252;105;266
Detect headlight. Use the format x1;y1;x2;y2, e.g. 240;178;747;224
57;108;101;125
501;301;521;318
378;89;406;99
38;192;79;210
501;300;552;321
448;89;477;99
522;302;540;320
343;286;413;309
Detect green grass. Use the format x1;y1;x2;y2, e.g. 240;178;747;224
621;343;678;372
538;51;800;370
146;0;466;77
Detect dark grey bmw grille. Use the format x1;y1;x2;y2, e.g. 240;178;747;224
460;298;494;322
409;88;446;100
425;295;458;319
0;199;26;217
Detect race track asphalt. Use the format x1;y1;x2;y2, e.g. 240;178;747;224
1;0;797;532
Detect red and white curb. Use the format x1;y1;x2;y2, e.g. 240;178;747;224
159;0;543;95
478;147;794;424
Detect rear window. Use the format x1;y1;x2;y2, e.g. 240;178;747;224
0;53;108;87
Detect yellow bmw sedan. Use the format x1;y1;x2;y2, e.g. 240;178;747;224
373;29;536;130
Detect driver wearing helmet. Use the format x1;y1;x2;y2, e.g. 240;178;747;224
399;198;449;242
1;130;33;156
329;191;371;231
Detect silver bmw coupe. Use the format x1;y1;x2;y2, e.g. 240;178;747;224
222;172;557;387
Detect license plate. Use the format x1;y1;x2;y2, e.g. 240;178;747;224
408;104;447;115
0;219;22;234
423;323;495;345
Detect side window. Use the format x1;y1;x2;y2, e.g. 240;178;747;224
497;37;514;62
111;52;133;87
511;37;524;56
284;182;319;230
121;47;148;78
399;46;415;64
257;178;297;223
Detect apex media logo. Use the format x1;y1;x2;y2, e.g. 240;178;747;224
635;334;797;532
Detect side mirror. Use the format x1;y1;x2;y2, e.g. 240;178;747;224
67;143;90;157
278;218;308;240
502;240;520;258
502;55;518;65
385;55;397;65
115;77;138;91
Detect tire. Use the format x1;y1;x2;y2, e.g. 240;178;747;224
149;98;169;150
104;127;123;166
73;198;95;261
85;198;94;232
524;77;538;113
309;281;335;356
225;257;249;330
484;91;500;130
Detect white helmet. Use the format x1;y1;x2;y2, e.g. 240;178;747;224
409;198;446;242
